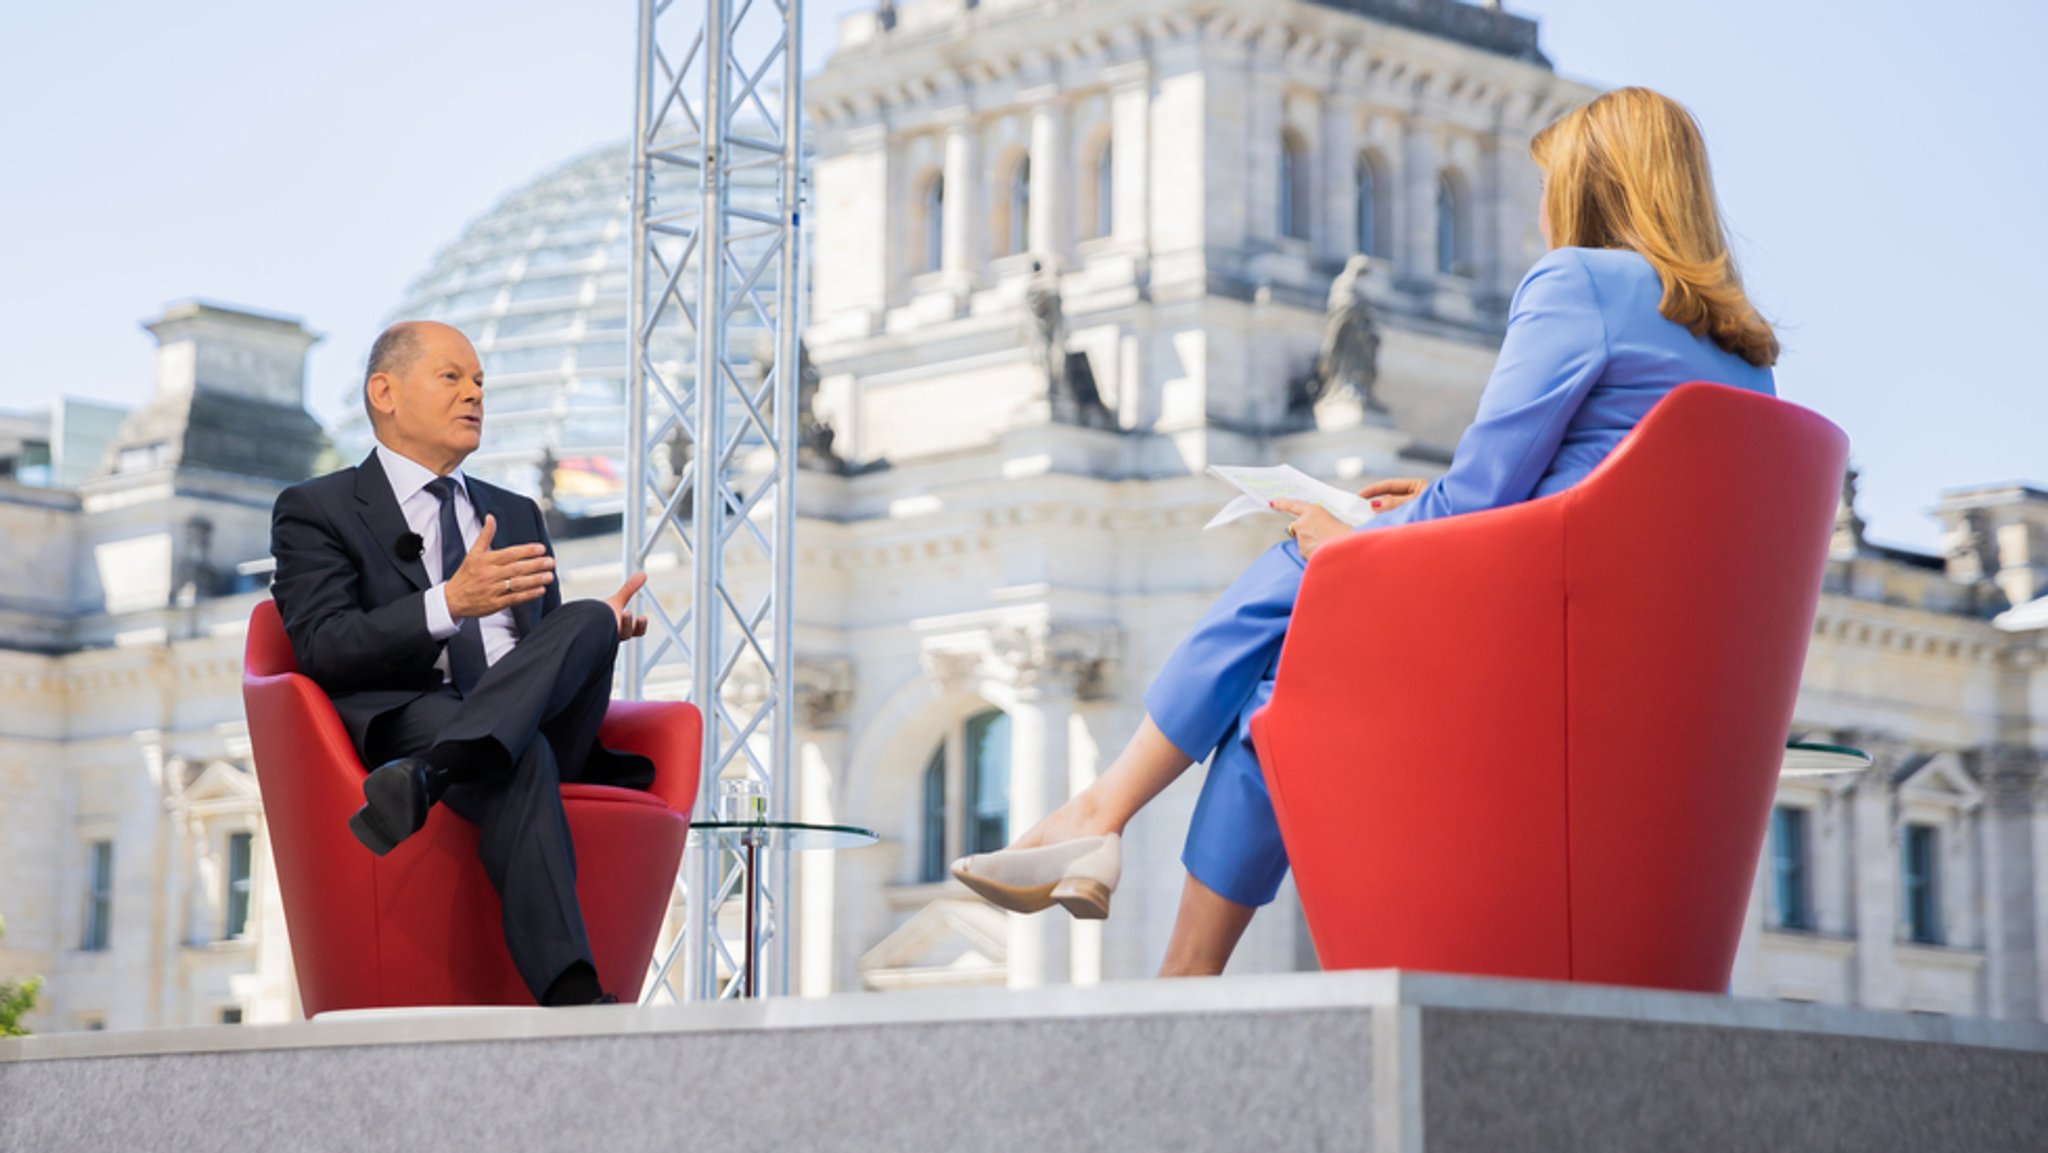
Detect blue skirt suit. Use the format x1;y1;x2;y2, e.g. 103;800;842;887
1149;246;1778;907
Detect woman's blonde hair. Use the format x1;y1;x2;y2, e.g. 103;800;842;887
1531;87;1778;368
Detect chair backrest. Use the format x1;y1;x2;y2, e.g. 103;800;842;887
1256;382;1846;992
1555;382;1846;988
246;598;297;677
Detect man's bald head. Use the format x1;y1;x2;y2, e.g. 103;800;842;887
362;321;470;428
361;322;487;475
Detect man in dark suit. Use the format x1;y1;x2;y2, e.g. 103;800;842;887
270;321;652;1006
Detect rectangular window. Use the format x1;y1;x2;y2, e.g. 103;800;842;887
919;749;947;884
225;832;253;940
965;712;1011;856
220;1007;243;1025
82;840;113;951
1903;823;1942;945
1769;806;1812;931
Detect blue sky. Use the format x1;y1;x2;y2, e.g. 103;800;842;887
2;0;2038;551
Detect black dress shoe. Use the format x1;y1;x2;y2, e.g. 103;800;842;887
347;757;434;856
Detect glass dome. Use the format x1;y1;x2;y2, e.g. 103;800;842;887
338;139;789;517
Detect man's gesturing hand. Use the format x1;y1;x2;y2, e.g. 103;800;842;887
605;572;651;641
444;514;555;619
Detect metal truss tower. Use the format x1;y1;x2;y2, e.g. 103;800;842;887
624;0;804;1001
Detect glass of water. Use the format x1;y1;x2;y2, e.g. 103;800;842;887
718;776;767;823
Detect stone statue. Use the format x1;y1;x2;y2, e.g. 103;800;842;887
664;421;695;518
1947;509;2001;582
1024;258;1114;428
536;443;558;511
174;515;220;603
1024;257;1067;401
1307;255;1385;415
1832;463;1867;556
752;333;843;471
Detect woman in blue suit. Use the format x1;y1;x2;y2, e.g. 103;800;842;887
953;87;1784;975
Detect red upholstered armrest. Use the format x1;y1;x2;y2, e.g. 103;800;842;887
1255;495;1571;761
598;699;704;815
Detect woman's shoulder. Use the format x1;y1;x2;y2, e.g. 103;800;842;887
1525;245;1655;287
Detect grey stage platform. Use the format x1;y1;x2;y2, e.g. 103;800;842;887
5;970;2047;1152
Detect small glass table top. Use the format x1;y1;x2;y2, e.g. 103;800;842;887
1781;741;1872;777
687;820;878;851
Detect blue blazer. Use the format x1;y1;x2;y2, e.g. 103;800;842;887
1369;246;1776;531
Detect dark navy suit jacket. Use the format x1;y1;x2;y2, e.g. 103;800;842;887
269;450;558;754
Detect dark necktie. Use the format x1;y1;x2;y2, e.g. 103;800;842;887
425;476;490;695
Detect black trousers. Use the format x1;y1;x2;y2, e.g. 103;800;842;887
363;599;638;1001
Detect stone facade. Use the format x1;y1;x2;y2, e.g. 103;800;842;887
4;0;2048;1031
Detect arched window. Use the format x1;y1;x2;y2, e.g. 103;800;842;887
1005;156;1032;256
1279;130;1310;241
1355;152;1384;257
915;708;1012;882
1436;169;1471;277
1091;136;1114;238
921;172;945;273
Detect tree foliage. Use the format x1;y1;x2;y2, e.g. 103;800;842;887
0;915;44;1037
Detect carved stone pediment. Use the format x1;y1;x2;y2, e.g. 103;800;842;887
918;620;1120;700
857;895;1008;992
795;656;855;729
1895;750;1984;816
718;654;857;729
988;622;1120;700
919;646;985;693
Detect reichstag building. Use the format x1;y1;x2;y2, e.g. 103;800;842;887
4;0;2046;1029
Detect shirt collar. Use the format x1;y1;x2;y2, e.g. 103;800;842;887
374;442;468;505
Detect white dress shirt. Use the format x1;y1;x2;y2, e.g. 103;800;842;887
375;443;520;677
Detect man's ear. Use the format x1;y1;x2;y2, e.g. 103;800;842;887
365;373;399;420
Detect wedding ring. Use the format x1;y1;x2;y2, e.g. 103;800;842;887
503;577;512;594
1285;521;1299;539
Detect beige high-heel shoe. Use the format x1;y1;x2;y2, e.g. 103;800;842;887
950;833;1121;920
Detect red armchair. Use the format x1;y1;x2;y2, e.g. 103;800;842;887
241;599;700;1014
1250;383;1847;993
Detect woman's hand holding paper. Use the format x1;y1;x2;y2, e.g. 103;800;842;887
1269;499;1350;560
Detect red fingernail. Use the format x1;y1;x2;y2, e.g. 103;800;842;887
1371;500;1382;509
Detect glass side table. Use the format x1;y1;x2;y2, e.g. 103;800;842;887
1782;740;1872;777
683;820;877;999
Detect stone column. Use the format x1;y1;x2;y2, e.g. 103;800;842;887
812;120;891;326
1491;106;1539;298
1398;116;1440;292
1107;62;1151;250
1475;123;1508;308
940;115;979;289
1815;782;1852;936
1851;740;1904;1009
1321;95;1358;264
1028;98;1067;257
794;657;854;999
1005;687;1074;988
1982;747;2042;1021
1242;43;1287;247
992;623;1120;989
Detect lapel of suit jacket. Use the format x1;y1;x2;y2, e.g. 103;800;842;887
463;476;544;635
353;451;431;593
